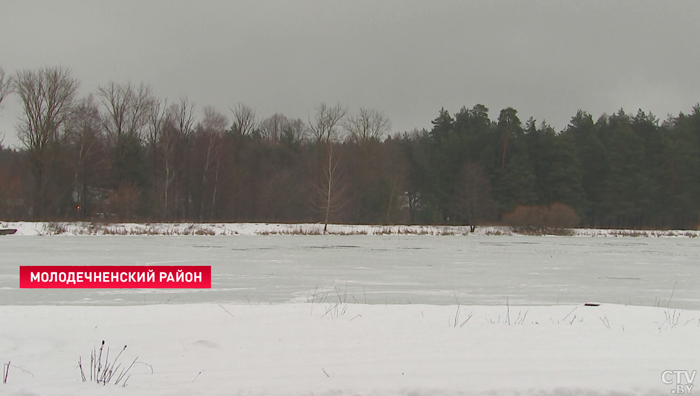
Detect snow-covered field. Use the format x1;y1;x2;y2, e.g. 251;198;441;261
1;223;699;395
2;303;698;396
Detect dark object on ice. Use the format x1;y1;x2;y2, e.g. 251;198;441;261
584;302;601;307
0;229;17;235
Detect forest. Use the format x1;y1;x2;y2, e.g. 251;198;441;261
0;66;699;229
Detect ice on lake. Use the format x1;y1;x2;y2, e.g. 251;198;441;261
1;235;698;309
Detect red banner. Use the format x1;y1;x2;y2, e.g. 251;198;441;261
19;266;211;289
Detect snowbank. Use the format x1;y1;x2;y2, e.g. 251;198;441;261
2;221;699;237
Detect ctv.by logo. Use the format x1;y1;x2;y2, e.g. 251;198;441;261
662;370;696;394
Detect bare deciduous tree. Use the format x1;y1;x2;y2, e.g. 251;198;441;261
259;113;309;144
169;96;196;139
65;95;104;217
14;66;80;218
308;102;347;144
229;103;257;137
198;106;227;220
146;97;169;193
315;141;346;233
345;107;391;143
0;67;12;110
0;67;11;144
259;113;287;142
309;103;348;232
282;118;308;144
98;81;155;146
201;106;227;134
161;97;196;219
98;81;155;193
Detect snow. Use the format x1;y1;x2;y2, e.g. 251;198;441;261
1;303;697;395
2;221;700;237
1;224;699;395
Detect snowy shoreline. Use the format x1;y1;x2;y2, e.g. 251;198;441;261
2;221;700;237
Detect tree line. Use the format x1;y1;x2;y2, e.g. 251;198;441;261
0;66;699;229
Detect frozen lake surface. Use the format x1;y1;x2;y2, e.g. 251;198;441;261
1;235;698;309
2;233;700;395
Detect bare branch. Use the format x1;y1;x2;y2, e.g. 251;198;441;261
0;67;13;110
201;106;228;134
315;142;347;233
65;95;103;165
15;67;80;150
345;107;391;143
308;103;347;144
169;96;196;139
259;113;287;142
160;97;196;219
13;66;80;217
65;95;104;217
229;103;256;137
98;81;156;146
197;106;227;220
282;118;308;143
147;97;169;152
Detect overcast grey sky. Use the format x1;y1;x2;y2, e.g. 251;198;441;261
1;0;699;148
